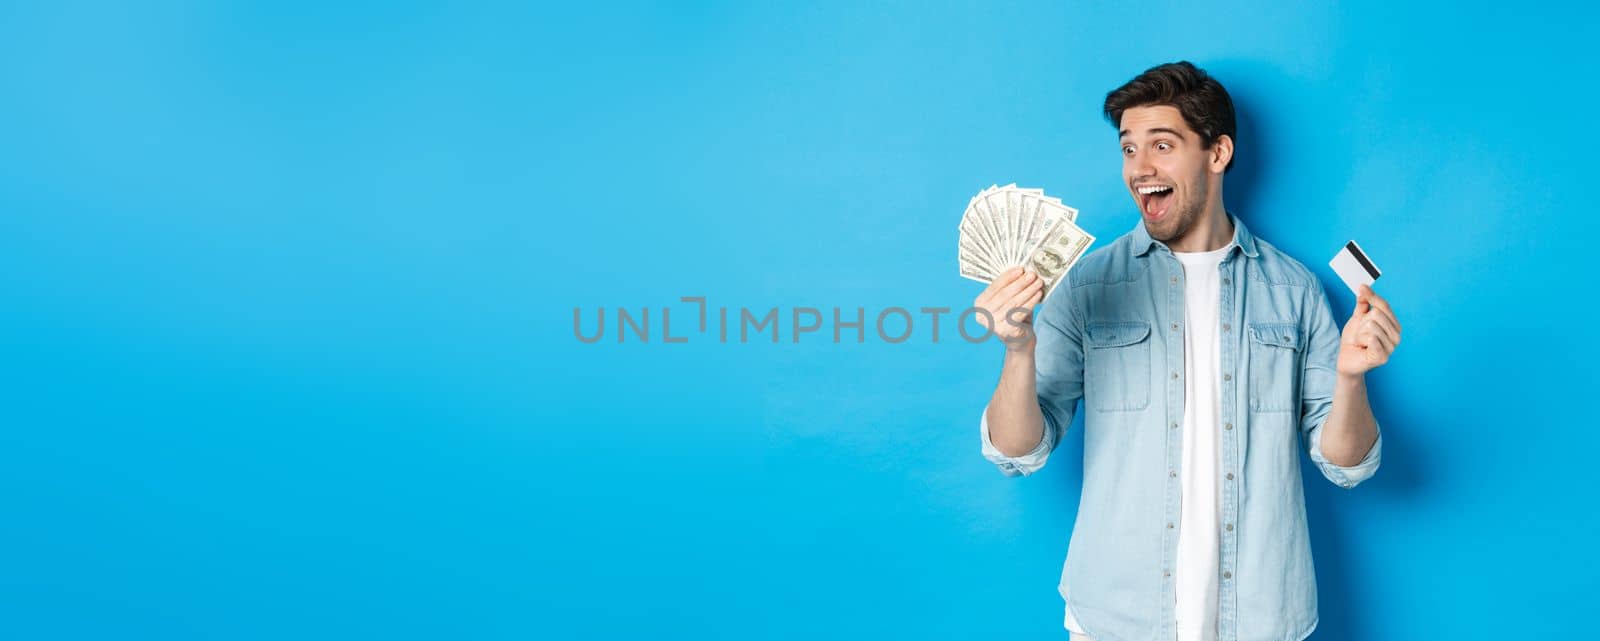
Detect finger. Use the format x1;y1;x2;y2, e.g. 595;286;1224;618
977;269;1023;303
1353;285;1371;318
1365;302;1401;336
1001;306;1034;328
976;271;1020;307
1363;326;1394;355
998;279;1049;310
991;269;1039;302
1362;286;1396;325
1363;317;1398;349
1376;304;1401;335
999;299;1038;328
1001;280;1046;312
1363;316;1401;346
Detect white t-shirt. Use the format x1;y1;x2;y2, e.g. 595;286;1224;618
1064;245;1229;640
1173;245;1228;641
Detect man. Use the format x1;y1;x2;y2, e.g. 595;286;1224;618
974;61;1401;641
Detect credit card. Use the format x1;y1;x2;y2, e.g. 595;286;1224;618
1329;240;1381;295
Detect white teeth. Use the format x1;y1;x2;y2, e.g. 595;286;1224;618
1136;185;1172;195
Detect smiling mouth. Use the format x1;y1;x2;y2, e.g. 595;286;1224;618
1137;184;1174;218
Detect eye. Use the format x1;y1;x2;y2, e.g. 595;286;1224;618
1122;145;1135;156
1155;141;1172;152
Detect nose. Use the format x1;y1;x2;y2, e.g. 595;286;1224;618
1129;152;1156;181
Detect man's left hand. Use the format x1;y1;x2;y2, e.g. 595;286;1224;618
1337;284;1402;377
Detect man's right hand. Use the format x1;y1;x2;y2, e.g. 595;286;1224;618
973;267;1045;352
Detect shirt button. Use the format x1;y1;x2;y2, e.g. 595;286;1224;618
1223;571;1232;579
1222;278;1230;286
1164;569;1171;578
1225;422;1233;430
1222;323;1231;332
1171;322;1179;331
1169;470;1177;478
1171;421;1179;429
1171;371;1179;379
1226;472;1235;480
1226;523;1234;531
1171;276;1178;284
1168;522;1174;529
1223;373;1232;381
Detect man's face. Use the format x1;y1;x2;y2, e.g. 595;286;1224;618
1119;105;1223;243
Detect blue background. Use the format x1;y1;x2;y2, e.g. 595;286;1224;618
2;1;1594;639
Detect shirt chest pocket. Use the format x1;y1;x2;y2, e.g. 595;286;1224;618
1085;321;1151;412
1247;322;1302;413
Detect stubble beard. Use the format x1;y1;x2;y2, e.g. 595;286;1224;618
1146;179;1209;244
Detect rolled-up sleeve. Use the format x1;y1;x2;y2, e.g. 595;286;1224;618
980;405;1058;477
1299;277;1383;489
1308;417;1382;488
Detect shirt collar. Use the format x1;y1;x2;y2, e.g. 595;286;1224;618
1130;210;1259;259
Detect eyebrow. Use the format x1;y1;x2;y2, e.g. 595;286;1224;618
1118;127;1187;140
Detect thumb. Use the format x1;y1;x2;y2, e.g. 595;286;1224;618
1351;284;1372;320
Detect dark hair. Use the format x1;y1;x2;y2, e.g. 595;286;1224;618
1104;61;1236;172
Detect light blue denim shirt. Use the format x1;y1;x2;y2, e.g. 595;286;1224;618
980;213;1381;641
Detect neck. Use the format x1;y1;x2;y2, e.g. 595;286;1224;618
1169;195;1233;253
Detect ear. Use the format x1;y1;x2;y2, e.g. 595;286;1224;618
1208;134;1234;174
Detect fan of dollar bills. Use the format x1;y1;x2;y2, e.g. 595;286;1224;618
957;183;1095;297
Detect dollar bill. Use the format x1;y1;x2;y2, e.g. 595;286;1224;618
1024;218;1095;297
955;184;1092;288
972;193;1007;265
1022;199;1077;258
959;258;995;283
958;235;1002;279
1005;188;1023;264
1017;195;1054;260
960;210;1002;269
968;186;1004;262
